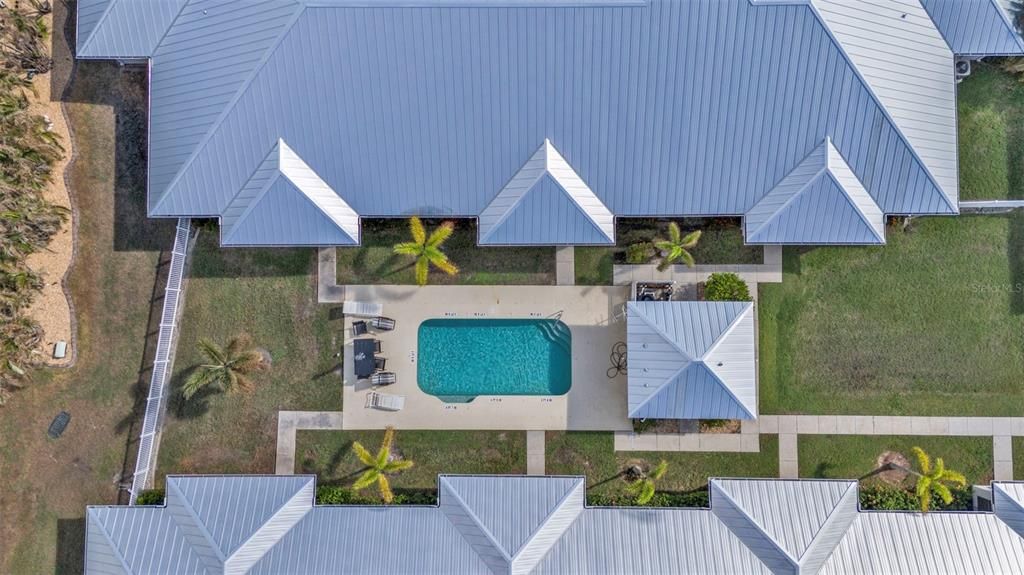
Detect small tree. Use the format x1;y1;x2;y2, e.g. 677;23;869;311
352;427;414;503
393;216;459;286
654;222;701;271
182;334;265;399
703;272;752;302
910;447;966;513
625;460;668;505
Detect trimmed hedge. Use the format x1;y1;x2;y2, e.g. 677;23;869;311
703;272;752;302
587;489;710;508
316;485;437;505
135;489;166;506
859;484;973;511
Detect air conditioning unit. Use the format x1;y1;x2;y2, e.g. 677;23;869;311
955;59;972;83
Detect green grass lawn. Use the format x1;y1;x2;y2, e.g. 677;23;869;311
337;219;555;285
759;215;1024;415
156;233;343;478
1016;437;1024;480
958;63;1024;201
545;432;778;498
799;436;993;485
574;218;762;285
296;430;526;496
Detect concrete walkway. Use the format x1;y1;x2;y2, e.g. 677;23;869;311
556;247;575;286
276;411;345;474
317;248;345;303
612;245;783;286
616;415;1024;480
527;431;546;475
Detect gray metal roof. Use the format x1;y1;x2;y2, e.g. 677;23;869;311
626;301;757;420
74;0;1024;246
920;0;1024;55
745;138;885;245
87;475;1024;575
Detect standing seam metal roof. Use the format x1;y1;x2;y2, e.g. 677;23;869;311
74;0;1024;246
86;476;1024;575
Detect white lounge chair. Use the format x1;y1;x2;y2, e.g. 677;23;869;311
366;391;405;411
344;301;384;318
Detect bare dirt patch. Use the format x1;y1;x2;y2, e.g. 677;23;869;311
874;450;912;486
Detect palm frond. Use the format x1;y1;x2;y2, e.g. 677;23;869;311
232;372;255;394
932;482;953;505
381;426;396;451
415;257;429;286
385;459;415;473
351;441;377;467
677;250;695;268
653;241;675;252
679;230;702;249
378;474;394;503
911;446;931;475
393;242;422;256
352;468;379;491
941;469;966;487
225;333;253;358
409;216;426;245
667;222;681;244
634;480;656;505
182;366;218;399
196;338;226;365
426;221;455;247
650;460;669;481
432;256;458;276
376;445;390;470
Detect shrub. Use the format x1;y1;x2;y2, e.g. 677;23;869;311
135;489;165;506
859;484;972;511
703;272;752;302
626;242;655;264
587;489;709;508
631;418;657;433
316;485;437;505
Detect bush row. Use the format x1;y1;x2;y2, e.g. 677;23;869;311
858;484;973;511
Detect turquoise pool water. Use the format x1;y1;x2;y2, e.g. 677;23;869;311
417;318;572;400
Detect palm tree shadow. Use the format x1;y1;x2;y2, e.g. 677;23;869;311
588;470;626;490
165;367;219;419
300;440;363;481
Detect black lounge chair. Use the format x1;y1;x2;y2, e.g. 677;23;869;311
371;316;396;331
374;356;387;371
370;371;397;387
351;321;368;337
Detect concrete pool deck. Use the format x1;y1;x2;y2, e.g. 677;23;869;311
341;284;632;431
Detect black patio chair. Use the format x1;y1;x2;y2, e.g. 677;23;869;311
372;339;382;354
374;356;387;372
351;321;368;337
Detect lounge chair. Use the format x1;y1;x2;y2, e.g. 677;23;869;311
374;356;387;371
370;371;397;387
371;316;396;331
344;301;384;318
372;339;382;354
366;391;405;411
351;321;368;337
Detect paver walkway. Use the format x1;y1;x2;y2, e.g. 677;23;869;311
612;245;783;286
556;247;575;286
527;431;546;475
276;411;345;474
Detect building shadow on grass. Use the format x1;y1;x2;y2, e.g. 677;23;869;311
1007;212;1024;315
54;0;175;253
56;517;85;575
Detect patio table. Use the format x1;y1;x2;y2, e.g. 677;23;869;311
353;338;377;379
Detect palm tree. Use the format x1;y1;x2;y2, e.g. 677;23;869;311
654;222;701;271
625;460;669;505
910;447;966;513
393;216;459;286
351;427;414;503
182;335;265;399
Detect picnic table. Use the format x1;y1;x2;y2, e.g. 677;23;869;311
353;338;377;379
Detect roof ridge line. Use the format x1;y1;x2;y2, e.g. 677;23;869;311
711;481;801;571
806;0;957;214
225;477;315;571
541;141;614;242
629;303;696;361
440;477;514;566
746;146;829;241
822;141;885;243
166;478;228;563
796;481;859;565
77;0;122;56
220;141;287;244
699;304;757;419
627;361;692;418
276;140;359;234
152;1;307;213
145;0;194;59
478;141;549;243
510;478;585;564
87;508;136;575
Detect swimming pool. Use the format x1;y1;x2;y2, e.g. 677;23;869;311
417;318;571;401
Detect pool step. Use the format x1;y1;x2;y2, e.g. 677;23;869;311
536;320;572;356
